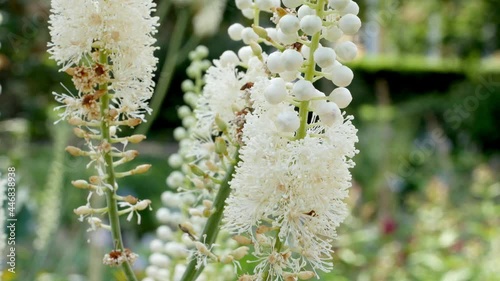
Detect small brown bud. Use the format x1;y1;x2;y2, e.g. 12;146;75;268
89;176;101;184
65;146;83;156
65;68;76;76
256;225;272;234
123;150;139;160
73;127;86;138
127;134;146;144
132;164;151;175
275;7;288;18
127;118;142;127
108;108;119;119
123;195;138;205
231;246;249;260
68;117;84;126
297;271;315;280
72;180;89;189
232;235;252;245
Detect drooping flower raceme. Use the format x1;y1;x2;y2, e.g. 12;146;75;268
49;0;158;279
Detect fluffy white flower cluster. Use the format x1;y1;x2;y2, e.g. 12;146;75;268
49;1;158;275
220;0;360;279
49;0;159;122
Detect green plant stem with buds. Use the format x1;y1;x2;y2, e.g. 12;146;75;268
99;53;138;281
263;1;326;279
180;150;240;281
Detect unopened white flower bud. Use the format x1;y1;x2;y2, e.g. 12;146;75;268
298;5;316;19
283;0;303;8
340;1;359;15
339;14;362;35
328;64;354;87
168;154;183;168
231;246;249;260
149;253;170;268
166;171;184;188
155;208;171;224
335;41;358;62
255;0;277;10
282;49;303;71
330;87;353;108
241;8;254;19
177;105;191;119
300;15;322;35
264;78;288;104
165;242;188;258
323;25;343;42
238;46;254;64
329;0;350;10
236;0;252;9
279;70;299;82
135;199;151;211
292;80;316;101
149;239;164;253
228;23;244;41
298;271;316;280
279;15;300;34
266;27;278;42
316;102;342;126
74;205;93;215
156;225;173;240
275;111;300;132
219;51;240;66
241;27;259;44
182;116;196;129
189;208;203;217
314;47;337;68
183;92;198;107
277;29;298;45
173;127;187;141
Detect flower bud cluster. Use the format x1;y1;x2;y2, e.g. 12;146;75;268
145;47;248;281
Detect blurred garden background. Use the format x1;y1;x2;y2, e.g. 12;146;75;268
0;0;499;280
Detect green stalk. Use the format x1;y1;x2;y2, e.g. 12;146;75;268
136;8;190;135
297;0;326;140
99;53;138;281
180;150;240;281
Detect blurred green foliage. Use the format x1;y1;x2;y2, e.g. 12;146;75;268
0;0;499;280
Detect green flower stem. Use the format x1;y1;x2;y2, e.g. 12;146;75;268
99;53;138;281
180;150;240;281
297;0;325;140
136;8;190;135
